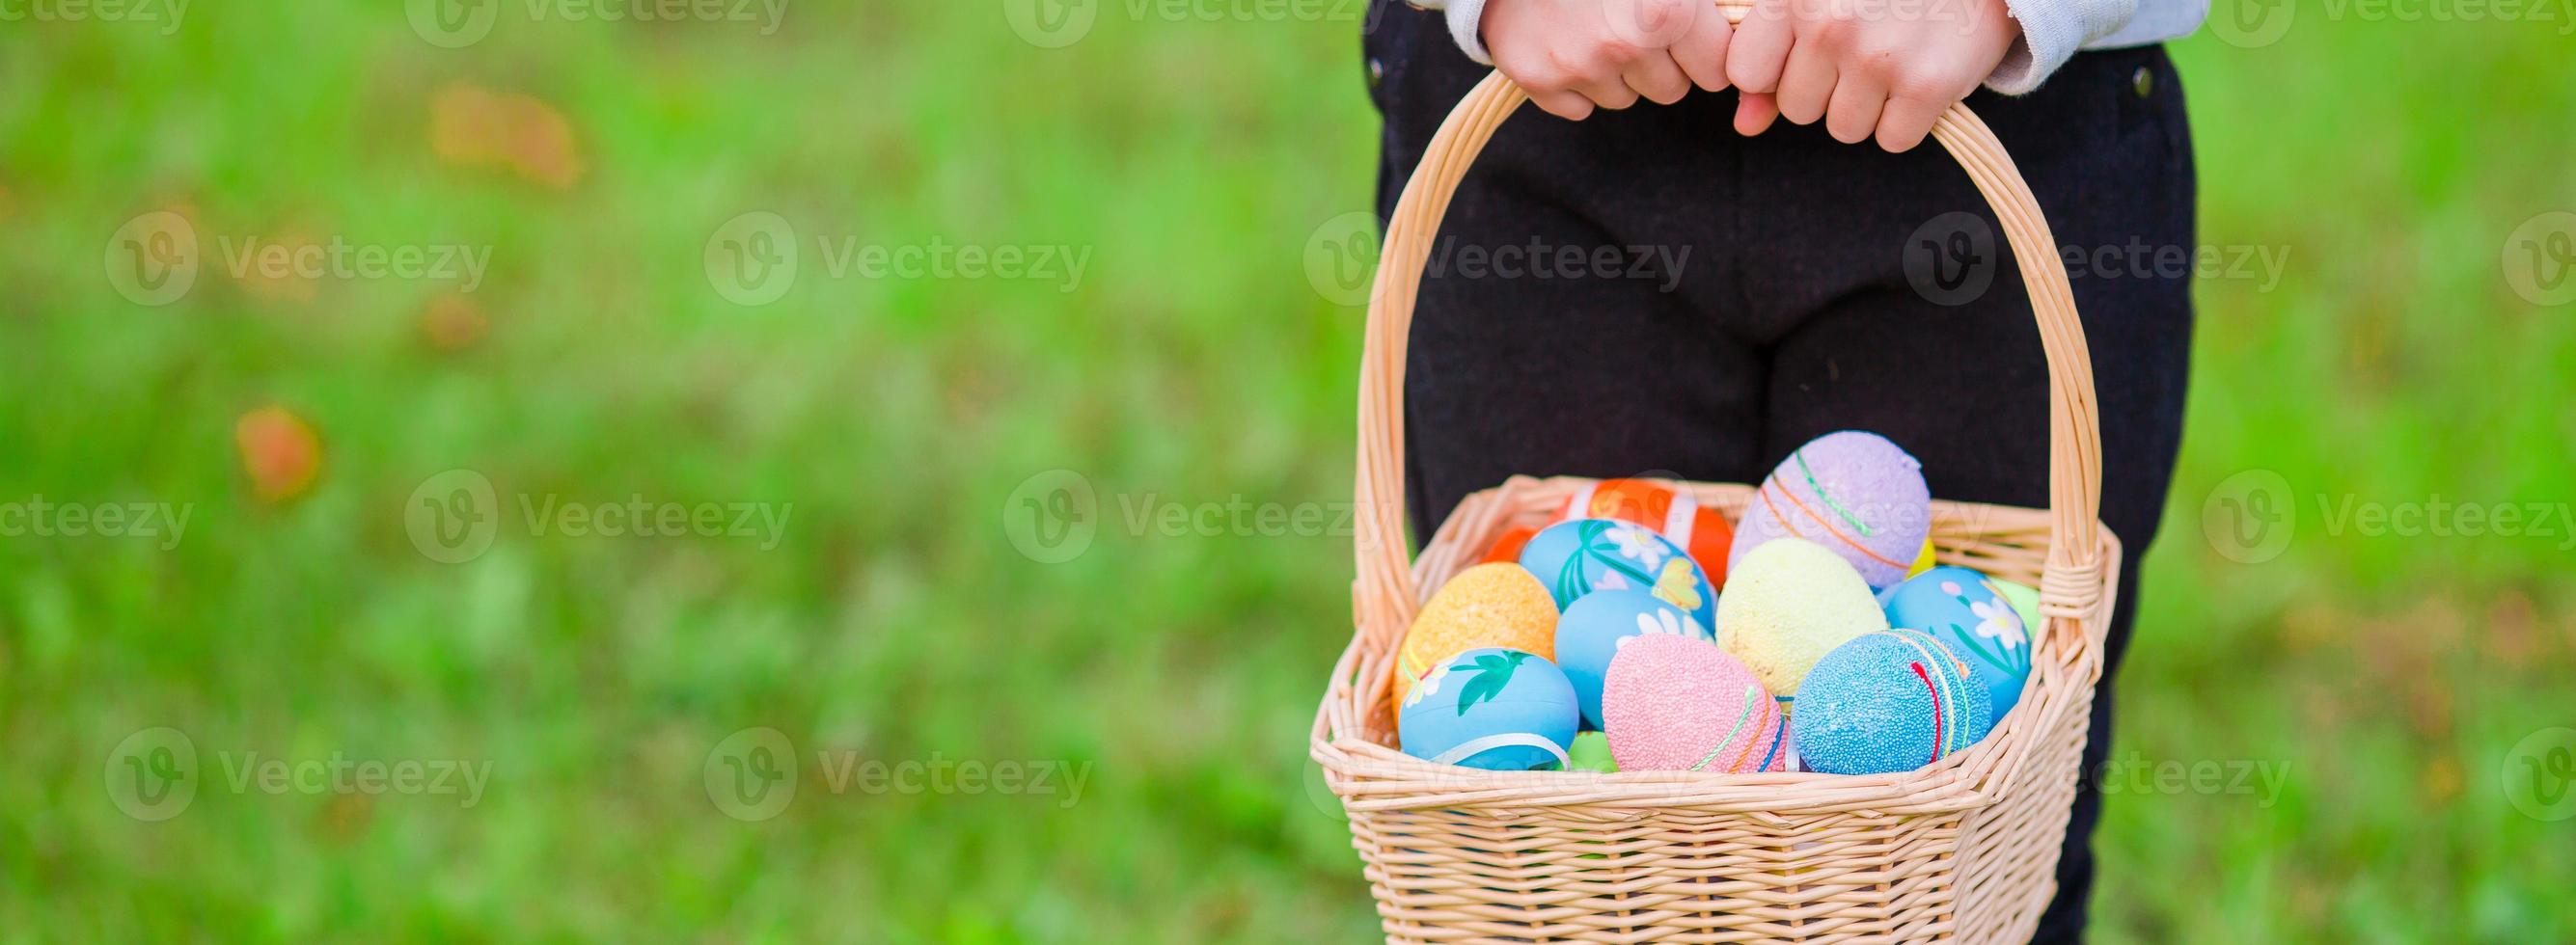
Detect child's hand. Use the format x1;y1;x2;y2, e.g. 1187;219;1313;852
1723;0;2021;151
1483;0;1736;122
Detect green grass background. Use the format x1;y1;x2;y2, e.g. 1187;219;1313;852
4;0;2574;940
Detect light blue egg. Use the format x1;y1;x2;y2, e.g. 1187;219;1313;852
1792;630;1993;775
1518;519;1716;631
1552;589;1712;730
1882;566;2034;722
1397;647;1580;770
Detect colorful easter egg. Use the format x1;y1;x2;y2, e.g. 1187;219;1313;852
1567;731;1619;773
1603;634;1788;772
1713;538;1888;703
1908;536;1937;578
1728;431;1932;590
1553;589;1713;730
1393;563;1559;702
1553;479;1737;587
1793;629;1994;775
1518;519;1716;630
1992;577;2043;633
1883;566;2035;722
1398;647;1580;770
1481;525;1539;565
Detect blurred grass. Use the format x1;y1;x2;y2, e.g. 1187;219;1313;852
1;0;2572;941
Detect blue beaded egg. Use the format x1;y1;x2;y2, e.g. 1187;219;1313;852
1553;589;1712;730
1518;519;1717;631
1882;566;2035;723
1792;629;1993;775
1398;647;1580;770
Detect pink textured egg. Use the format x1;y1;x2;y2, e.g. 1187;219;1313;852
1602;634;1789;773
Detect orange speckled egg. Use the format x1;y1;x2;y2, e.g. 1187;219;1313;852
1393;563;1560;701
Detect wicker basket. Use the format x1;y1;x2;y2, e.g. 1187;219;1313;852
1308;35;2125;944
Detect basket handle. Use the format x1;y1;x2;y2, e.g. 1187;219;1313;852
1352;16;2107;642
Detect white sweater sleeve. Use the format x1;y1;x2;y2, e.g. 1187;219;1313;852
1401;0;1497;66
1984;0;2140;94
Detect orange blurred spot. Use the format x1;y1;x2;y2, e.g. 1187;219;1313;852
235;405;324;503
421;293;488;351
431;83;586;189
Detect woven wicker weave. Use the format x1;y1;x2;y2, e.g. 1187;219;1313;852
1309;16;2124;941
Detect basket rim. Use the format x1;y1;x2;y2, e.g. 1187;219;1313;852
1312;475;2123;816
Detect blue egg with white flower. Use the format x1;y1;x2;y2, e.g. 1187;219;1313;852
1518;519;1717;631
1552;589;1712;730
1398;647;1580;770
1881;566;2034;722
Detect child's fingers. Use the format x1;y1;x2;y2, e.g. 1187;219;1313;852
1771;40;1837;125
1823;70;1886;145
1873;95;1941;151
1668;12;1732;92
1722;2;1793;94
1530;88;1600;121
1575;71;1644;111
1734;92;1781;136
1622;53;1694;106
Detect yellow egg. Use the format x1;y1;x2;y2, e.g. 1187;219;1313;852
1908;536;1937;578
1713;538;1890;702
1393;563;1559;701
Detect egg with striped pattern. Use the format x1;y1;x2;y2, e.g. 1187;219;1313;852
1791;629;1994;775
1602;634;1788;773
1728;430;1932;591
